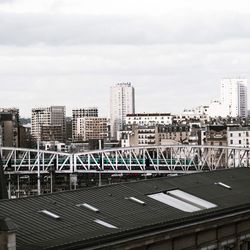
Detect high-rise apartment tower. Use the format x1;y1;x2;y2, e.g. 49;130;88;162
220;78;248;117
110;83;135;139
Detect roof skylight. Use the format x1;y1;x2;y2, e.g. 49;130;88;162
39;210;60;219
148;189;217;212
126;197;146;206
167;190;217;209
76;203;100;213
148;193;201;212
94;219;117;229
215;182;232;190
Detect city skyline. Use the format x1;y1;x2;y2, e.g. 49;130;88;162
1;0;250;117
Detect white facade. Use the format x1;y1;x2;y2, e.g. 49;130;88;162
43;141;67;152
207;100;227;118
221;78;248;117
110;83;135;139
182;106;209;119
227;127;250;147
227;127;250;167
126;113;172;126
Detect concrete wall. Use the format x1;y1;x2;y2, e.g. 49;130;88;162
107;212;250;250
0;232;16;250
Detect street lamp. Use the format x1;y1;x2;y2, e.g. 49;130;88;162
37;123;41;195
98;139;102;187
6;161;13;199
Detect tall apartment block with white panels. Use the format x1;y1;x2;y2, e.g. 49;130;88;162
220;78;248;117
110;83;135;139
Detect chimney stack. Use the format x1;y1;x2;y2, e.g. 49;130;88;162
0;217;17;250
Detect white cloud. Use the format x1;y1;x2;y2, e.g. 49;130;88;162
0;11;250;46
0;0;250;117
1;0;250;15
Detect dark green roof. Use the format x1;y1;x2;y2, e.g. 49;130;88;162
0;168;250;250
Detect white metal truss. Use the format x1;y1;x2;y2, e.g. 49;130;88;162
1;145;250;175
73;145;250;174
0;147;73;174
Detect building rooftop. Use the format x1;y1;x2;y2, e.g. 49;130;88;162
0;168;250;249
228;126;250;132
127;113;171;117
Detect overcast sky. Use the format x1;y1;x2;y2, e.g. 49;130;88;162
1;0;250;118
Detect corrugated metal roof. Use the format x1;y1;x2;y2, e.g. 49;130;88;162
0;168;250;250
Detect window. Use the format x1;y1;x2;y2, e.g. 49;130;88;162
148;192;200;212
220;239;236;250
200;244;217;250
76;203;99;213
148;190;216;212
94;219;117;229
126;197;146;206
239;133;241;137
230;140;233;145
39;210;60;219
167;189;217;209
240;242;250;250
239;140;242;144
215;182;232;190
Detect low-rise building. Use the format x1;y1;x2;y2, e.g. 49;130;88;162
228;126;250;147
126;113;172;126
205;125;228;147
76;117;108;141
0;108;19;147
41;125;64;142
72;108;98;142
43;141;67;152
158;124;190;144
1;168;250;250
119;125;159;147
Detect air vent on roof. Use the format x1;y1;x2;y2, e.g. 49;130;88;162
39;210;60;219
76;203;99;213
215;182;232;190
94;219;117;229
126;197;146;206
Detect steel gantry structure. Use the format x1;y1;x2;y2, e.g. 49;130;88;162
1;145;250;175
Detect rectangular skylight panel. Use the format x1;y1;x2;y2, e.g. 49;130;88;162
148;193;201;212
128;197;146;205
77;203;99;213
39;210;60;219
167;190;217;209
215;182;232;190
94;219;117;229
